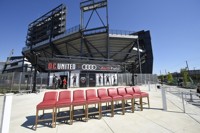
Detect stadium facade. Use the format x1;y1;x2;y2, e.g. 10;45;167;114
22;0;153;89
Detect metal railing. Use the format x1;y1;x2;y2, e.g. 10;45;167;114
109;29;136;35
164;85;200;113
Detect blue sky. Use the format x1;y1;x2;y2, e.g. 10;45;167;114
0;0;200;75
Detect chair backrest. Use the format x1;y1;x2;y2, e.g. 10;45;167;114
43;91;58;101
117;87;126;95
125;87;134;94
73;90;85;100
58;91;71;101
107;88;118;96
86;89;97;99
97;88;108;97
133;86;141;93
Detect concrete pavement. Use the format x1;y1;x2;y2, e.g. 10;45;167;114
7;85;200;133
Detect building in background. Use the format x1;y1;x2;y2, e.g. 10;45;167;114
2;56;32;73
0;62;5;73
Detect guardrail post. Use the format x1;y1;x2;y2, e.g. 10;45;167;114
189;90;193;102
161;87;167;111
0;93;13;133
181;92;185;113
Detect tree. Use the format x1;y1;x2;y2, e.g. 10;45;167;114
167;72;173;84
181;69;189;87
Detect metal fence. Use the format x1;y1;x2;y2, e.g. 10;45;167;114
134;73;158;85
0;72;158;93
0;72;48;93
117;73;158;86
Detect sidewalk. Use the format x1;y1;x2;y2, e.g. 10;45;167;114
8;85;200;133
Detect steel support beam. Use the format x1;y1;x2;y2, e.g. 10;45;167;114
65;42;81;53
84;38;106;58
83;38;93;57
110;40;136;58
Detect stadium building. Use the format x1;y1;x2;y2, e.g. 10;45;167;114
22;0;153;90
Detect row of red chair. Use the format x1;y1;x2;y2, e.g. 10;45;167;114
35;86;149;130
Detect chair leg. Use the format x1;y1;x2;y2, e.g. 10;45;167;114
52;108;55;128
147;96;150;108
54;108;57;127
35;109;39;130
71;106;74;125
98;102;101;119
69;105;72;125
111;100;114;117
131;98;135;113
122;100;125;115
140;97;143;111
85;104;88;122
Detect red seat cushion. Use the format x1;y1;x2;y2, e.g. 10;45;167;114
87;97;100;104
56;99;71;107
122;94;133;99
111;95;123;100
132;93;141;98
37;100;57;110
99;96;112;102
72;99;86;106
140;92;149;97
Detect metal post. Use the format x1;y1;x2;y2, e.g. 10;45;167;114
136;39;142;73
0;93;13;133
18;72;22;92
10;72;15;92
40;77;42;90
181;92;185;113
189;90;193;102
161;87;167;111
29;74;33;91
148;81;150;91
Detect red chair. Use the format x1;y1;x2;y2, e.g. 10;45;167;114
86;89;101;120
35;91;58;130
107;88;124;116
97;88;112;118
71;90;87;124
125;87;142;111
117;87;134;113
55;91;72;125
133;86;150;110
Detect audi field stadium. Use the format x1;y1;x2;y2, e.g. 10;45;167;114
22;0;153;90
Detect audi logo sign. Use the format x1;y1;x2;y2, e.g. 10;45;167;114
82;64;97;70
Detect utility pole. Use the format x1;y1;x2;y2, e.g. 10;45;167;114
186;61;189;71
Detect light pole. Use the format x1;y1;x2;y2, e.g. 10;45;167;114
32;52;40;93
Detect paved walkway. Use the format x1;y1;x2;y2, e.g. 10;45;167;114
7;85;200;133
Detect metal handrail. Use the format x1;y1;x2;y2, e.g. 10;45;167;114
109;29;136;35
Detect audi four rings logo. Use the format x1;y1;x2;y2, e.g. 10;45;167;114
82;64;97;70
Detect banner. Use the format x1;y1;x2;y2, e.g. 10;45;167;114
47;62;121;72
